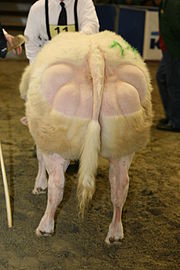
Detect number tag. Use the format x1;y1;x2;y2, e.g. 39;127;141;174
50;24;76;38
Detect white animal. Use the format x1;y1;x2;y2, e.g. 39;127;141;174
20;31;153;244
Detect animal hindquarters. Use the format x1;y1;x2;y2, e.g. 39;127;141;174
26;62;92;160
100;64;152;159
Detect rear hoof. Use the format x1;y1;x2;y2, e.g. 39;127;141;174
105;235;123;245
32;187;47;195
36;228;54;237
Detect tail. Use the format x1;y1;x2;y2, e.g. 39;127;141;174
19;64;32;101
77;42;105;216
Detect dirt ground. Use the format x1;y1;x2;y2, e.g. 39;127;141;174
0;59;179;270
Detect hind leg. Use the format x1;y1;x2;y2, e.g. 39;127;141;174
105;154;134;244
36;153;69;236
32;148;48;194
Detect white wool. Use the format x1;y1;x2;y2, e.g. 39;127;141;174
20;30;153;213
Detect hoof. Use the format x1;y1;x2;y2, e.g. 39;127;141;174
110;237;122;244
36;228;54;237
32;187;47;195
105;235;123;245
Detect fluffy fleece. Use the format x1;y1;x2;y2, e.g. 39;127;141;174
20;31;152;158
20;30;153;213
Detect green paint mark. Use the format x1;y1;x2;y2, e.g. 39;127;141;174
126;44;138;56
110;40;139;58
110;40;125;56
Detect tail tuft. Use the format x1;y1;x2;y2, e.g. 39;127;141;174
77;120;100;217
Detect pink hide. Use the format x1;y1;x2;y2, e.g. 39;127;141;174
41;63;145;118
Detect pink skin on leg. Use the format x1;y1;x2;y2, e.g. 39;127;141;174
33;149;70;195
20;118;48;194
105;154;134;244
32;148;48;194
36;153;69;236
